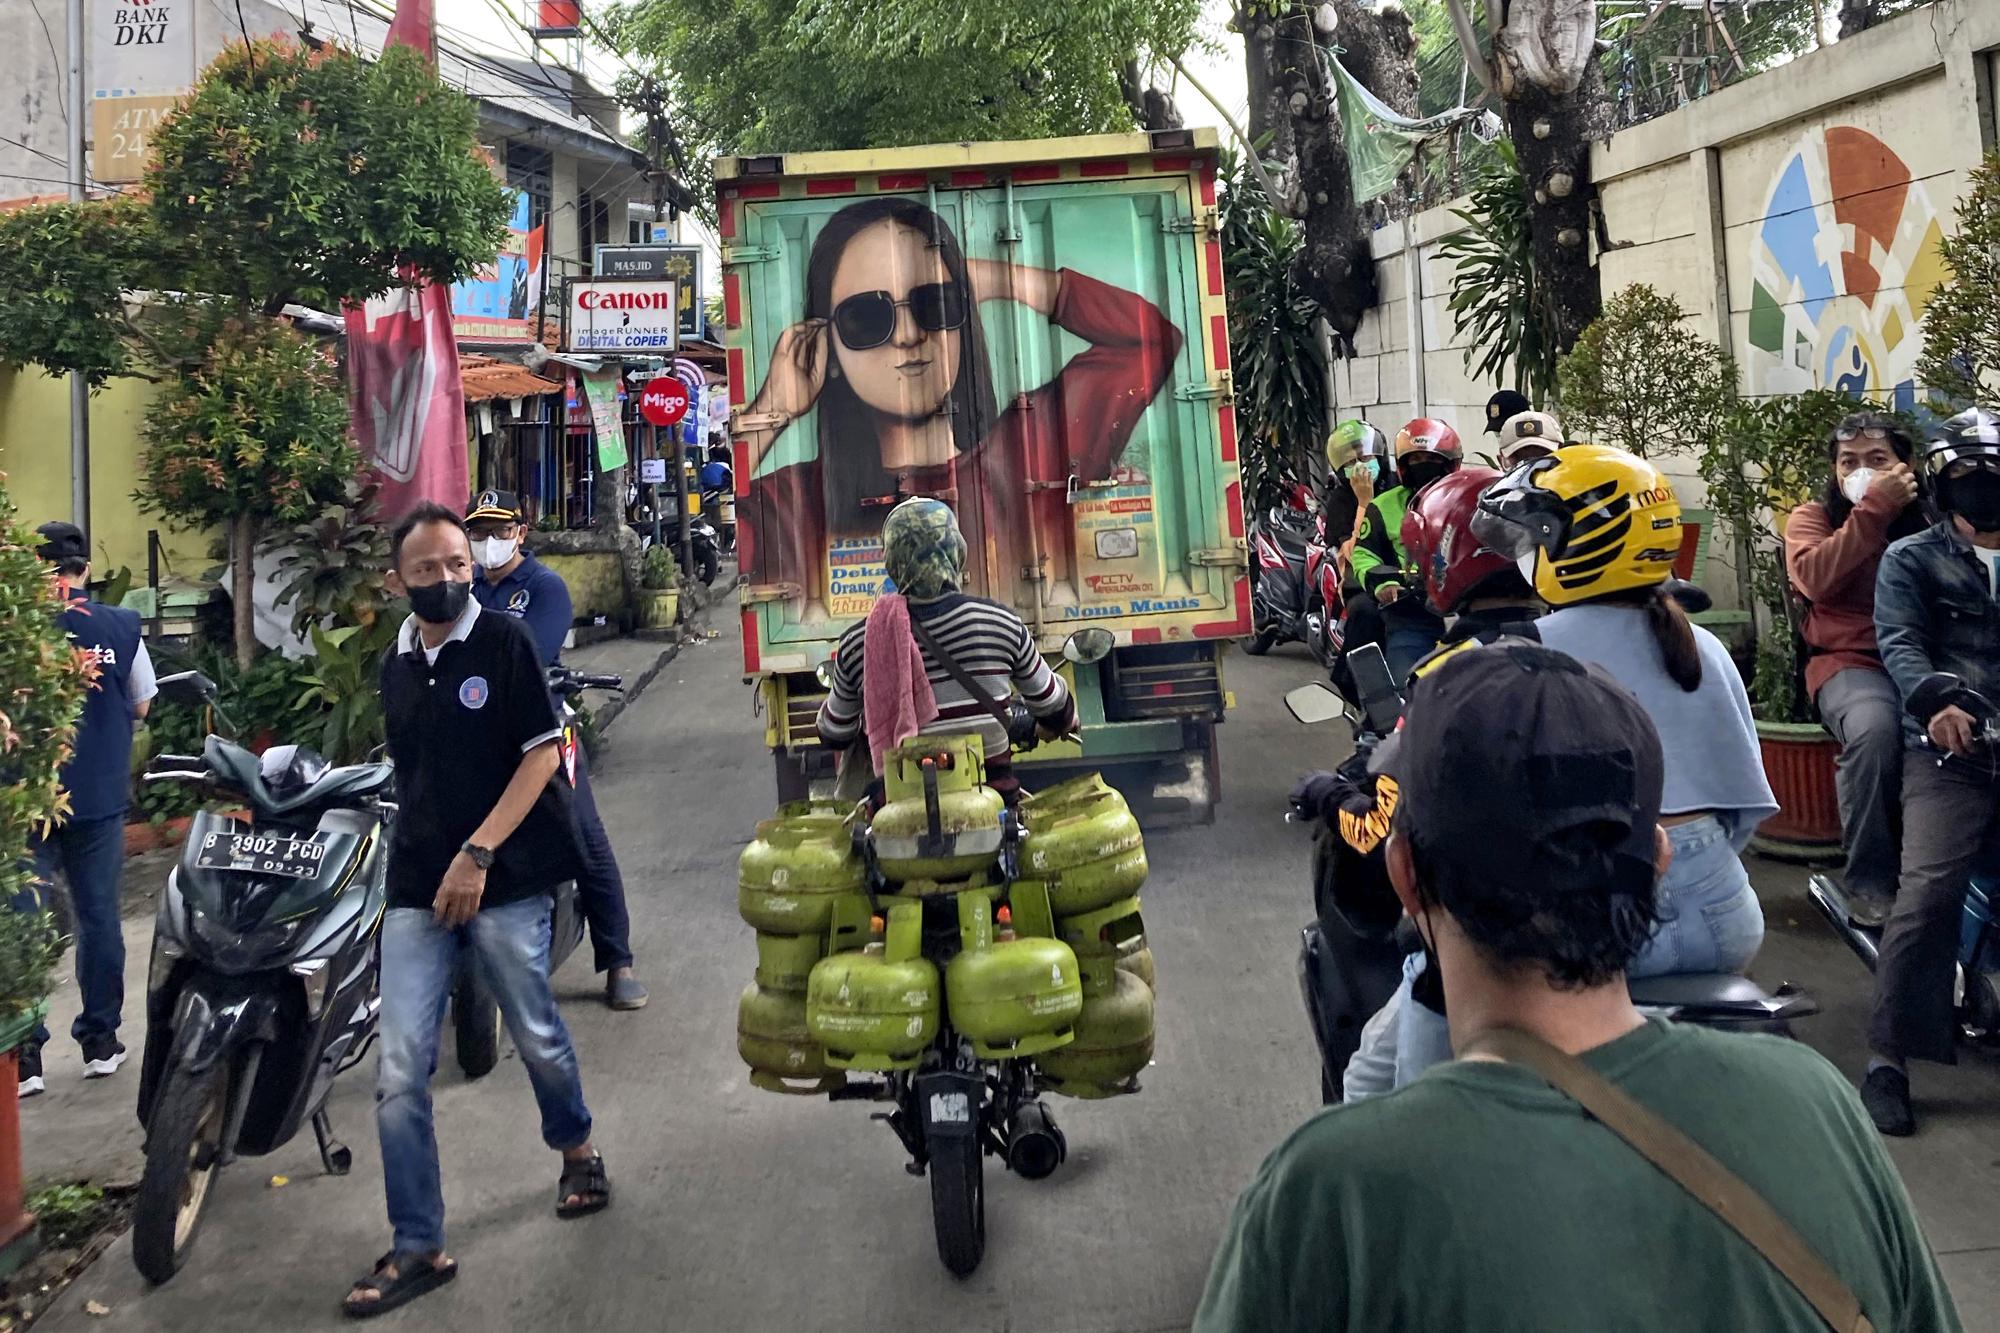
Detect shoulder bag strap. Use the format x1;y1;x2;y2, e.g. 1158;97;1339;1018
1462;1027;1874;1333
905;609;1014;732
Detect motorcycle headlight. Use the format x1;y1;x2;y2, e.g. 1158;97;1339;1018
187;905;305;974
147;931;185;996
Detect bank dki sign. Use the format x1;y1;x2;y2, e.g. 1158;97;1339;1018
563;278;681;354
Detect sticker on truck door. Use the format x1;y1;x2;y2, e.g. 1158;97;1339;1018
737;193;1184;620
1073;486;1162;599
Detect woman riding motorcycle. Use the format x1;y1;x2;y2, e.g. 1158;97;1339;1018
815;497;1077;805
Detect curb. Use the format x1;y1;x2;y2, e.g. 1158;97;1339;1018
587;640;682;743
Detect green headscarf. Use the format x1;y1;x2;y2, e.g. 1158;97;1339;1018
883;496;967;600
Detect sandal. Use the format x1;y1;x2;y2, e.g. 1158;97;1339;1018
557;1153;611;1219
343;1251;457;1319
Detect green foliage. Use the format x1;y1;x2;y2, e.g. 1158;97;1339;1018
1437;140;1558;405
1218;150;1326;514
0;479;89;1021
641;544;678;591
28;1182;111;1250
268;478;394;637
609;0;1198;211
147;40;512;312
297;617;401;765
1557;285;1736;459
1917;149;2000;406
0;197;163;386
138;317;355;533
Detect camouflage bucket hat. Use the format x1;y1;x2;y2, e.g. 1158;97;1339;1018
883;497;967;599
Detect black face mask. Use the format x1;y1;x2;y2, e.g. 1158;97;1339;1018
1950;471;2000;533
407;577;472;626
1402;457;1455;495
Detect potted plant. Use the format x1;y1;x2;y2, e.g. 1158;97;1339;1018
0;482;89;1273
1700;389;1908;856
637;545;680;632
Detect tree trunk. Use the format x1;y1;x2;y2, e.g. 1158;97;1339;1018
1119;60;1185;132
1503;63;1608;351
230;514;258;672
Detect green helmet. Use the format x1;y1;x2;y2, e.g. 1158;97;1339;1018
1327;420;1389;472
883;496;967;599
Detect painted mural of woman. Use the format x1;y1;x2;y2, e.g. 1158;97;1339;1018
735;197;1183;615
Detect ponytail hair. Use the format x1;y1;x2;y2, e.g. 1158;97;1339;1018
1646;586;1703;692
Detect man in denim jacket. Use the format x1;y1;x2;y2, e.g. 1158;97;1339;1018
1864;407;2000;1137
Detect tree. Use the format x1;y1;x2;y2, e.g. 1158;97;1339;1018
0;37;511;669
1556;284;1735;461
1917;149;2000;407
1436;139;1559;404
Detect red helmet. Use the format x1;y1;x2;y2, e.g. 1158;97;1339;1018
1394;418;1464;462
1401;467;1518;614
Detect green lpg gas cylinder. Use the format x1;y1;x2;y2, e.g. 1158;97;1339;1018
1018;775;1148;916
1117;944;1157;992
753;930;826;993
945;937;1083;1059
739;801;865;934
1036;967;1155;1099
871;735;1006;882
737;982;841;1095
805;947;941;1071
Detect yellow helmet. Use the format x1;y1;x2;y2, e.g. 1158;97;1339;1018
1469;445;1682;605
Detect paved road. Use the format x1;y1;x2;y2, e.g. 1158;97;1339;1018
39;616;2000;1329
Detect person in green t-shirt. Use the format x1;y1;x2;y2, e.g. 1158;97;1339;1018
1197;641;1961;1333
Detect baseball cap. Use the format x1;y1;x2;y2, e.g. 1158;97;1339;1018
1370;639;1663;896
467;489;524;523
1485;389;1531;434
35;522;87;564
1497;410;1564;462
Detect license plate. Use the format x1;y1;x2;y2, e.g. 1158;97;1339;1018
194;830;331;880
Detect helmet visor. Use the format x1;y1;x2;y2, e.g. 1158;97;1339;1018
1471;459;1570;563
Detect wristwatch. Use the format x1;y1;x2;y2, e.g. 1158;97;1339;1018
461;841;496;870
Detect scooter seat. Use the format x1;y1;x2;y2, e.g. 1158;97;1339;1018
1628;972;1817;1021
204;737;394;817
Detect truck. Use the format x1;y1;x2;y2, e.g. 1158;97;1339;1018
717;129;1249;818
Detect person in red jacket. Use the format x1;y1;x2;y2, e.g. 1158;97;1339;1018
1783;412;1927;926
734;197;1182;616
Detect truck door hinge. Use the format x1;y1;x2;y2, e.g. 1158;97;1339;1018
1189;543;1249;568
1161;206;1218;236
1175;373;1231;402
741;583;801;605
721;244;781;265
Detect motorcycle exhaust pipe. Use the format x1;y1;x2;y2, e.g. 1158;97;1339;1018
1005;1100;1066;1181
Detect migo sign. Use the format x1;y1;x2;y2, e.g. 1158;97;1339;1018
564;278;680;353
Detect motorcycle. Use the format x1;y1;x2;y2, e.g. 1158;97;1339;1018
1287;644;1816;1105
450;666;622;1078
1300;508;1346;670
1808;674;2000;1040
1244;482;1318;657
133;672;393;1283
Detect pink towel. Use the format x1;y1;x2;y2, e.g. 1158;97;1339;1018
862;594;938;775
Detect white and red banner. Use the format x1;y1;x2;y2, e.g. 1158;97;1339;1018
344;0;469;521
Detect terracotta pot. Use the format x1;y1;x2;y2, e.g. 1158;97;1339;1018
1753;719;1843;849
0;1006;46;1276
123;815;193;857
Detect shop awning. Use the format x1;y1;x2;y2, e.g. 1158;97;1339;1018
461;354;562;402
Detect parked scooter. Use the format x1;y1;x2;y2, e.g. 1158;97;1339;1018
1287;645;1816;1105
1809;674;2000;1039
133;672;393;1283
450;666;622;1077
1245;481;1318;656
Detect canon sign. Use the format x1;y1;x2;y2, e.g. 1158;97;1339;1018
565;278;680;353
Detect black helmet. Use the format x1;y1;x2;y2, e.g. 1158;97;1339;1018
258;744;330;796
1923;408;2000;513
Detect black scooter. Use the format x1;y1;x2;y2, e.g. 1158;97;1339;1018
1288;644;1816;1105
448;666;621;1077
134;673;393;1283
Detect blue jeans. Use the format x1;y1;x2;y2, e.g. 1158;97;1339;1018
376;895;593;1255
1383;622;1441;682
570;753;633;973
11;814;127;1049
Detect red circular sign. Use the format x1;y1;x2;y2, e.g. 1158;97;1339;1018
640;375;690;427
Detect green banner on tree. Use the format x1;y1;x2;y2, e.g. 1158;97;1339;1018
1326;49;1487;203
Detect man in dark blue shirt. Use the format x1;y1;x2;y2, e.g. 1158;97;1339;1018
467;491;645;1011
15;523;158;1097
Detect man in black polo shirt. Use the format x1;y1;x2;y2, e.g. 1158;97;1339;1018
344;504;610;1318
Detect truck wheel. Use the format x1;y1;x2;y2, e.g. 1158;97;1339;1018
454;973;502;1080
132;1059;231;1284
929;1131;986;1278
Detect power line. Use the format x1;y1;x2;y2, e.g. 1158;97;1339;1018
0;132;69;169
26;0;68;128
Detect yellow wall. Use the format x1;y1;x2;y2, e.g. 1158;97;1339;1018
539;551;626;622
0;366;216;582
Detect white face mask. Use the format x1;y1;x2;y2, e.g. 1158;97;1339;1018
1841;468;1877;505
472;535;518;569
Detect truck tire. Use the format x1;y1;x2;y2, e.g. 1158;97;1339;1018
132;1059;231;1284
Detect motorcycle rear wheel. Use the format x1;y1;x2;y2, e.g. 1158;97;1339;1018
1242;624;1279;656
929;1131;986;1278
132;1059;231;1284
454;973;502;1080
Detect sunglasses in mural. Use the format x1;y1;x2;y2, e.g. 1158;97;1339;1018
831;283;970;350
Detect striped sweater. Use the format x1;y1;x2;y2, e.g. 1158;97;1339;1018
817;594;1074;759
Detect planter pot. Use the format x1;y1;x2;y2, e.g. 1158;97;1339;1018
0;1003;47;1276
637;587;679;630
124;815;193;858
1751;718;1843;859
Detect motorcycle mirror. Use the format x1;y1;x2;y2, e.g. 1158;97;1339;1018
1284;682;1353;727
156;670;218;707
1062;628;1115;666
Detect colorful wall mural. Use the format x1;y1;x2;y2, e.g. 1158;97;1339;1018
1744;126;1952;408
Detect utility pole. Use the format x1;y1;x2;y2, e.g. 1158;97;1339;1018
66;0;91;539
